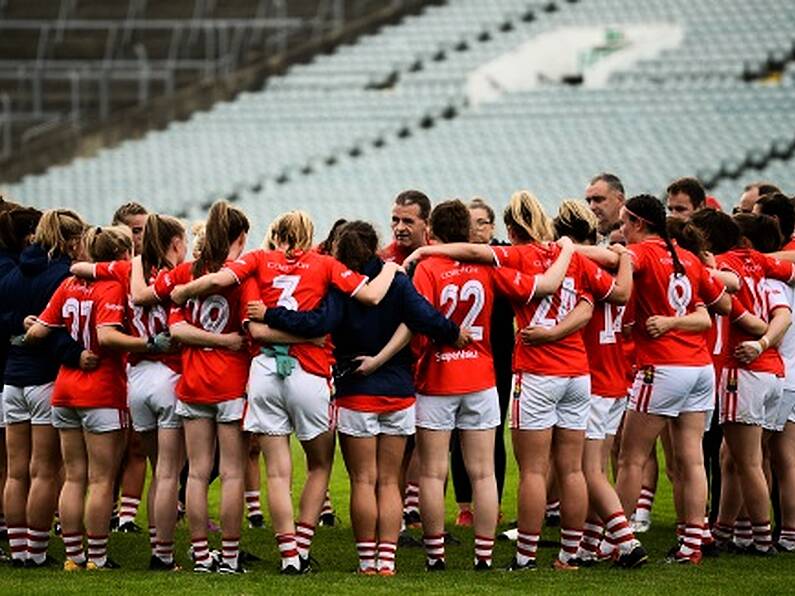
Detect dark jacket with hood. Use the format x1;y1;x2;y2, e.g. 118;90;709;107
0;243;84;387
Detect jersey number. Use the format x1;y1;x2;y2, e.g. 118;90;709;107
667;274;692;317
62;298;93;350
273;274;300;311
440;280;485;341
599;303;625;345
530;277;576;328
188;295;230;334
130;303;168;338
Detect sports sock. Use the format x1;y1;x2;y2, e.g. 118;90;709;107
295;522;315;559
515;530;539;565
356;539;377;571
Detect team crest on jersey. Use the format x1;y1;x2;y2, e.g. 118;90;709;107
726;370;738;394
642;366;655;385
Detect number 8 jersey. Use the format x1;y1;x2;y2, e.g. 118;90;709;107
628;238;725;367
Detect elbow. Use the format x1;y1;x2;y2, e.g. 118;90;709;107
607;286;629;305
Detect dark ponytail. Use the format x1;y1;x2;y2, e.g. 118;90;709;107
141;213;185;274
0;206;42;253
334;221;379;273
625;194;685;276
193;200;249;276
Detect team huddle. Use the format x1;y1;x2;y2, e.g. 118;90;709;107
0;173;794;576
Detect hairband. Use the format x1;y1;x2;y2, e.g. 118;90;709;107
624;207;654;227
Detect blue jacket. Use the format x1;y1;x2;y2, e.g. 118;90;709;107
264;257;459;398
0;243;84;387
0;249;17;386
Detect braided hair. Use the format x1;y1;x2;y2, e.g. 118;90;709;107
624;194;685;276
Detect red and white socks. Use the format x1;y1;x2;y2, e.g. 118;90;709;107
423;533;445;567
634;486;654;525
474;535;494;568
118;495;140;527
245;491;262;520
148;525;157;555
605;512;639;555
222;536;240;569
576;521;604;561
674;524;702;562
377;541;397;574
276;533;300;571
356;539;377;573
192;537;212;569
155;540;175;565
545;500;561;520
712;521;733;544
27;527;50;565
403;483;420;518
295;522;315;559
321;492;334;519
734;518;753;548
63;532;86;566
8;526;28;563
752;522;773;553
558;527;583;564
87;534;109;567
515;530;539;566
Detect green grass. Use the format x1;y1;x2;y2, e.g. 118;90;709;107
0;434;790;595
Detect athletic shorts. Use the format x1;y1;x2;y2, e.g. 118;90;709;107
773;388;795;432
510;373;590;431
415;387;499;431
128;361;181;432
630;365;714;417
3;383;54;426
336;405;415;437
586;395;627;440
244;354;332;441
719;368;782;428
52;406;129;433
176;398;245;423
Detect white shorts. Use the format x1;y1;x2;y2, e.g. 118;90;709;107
52;406;129;433
586;395;627;440
3;383;54;426
176;398;245;423
128;361;181;432
336;405;415;437
244;355;332;441
630;365;714;417
416;387;499;431
773;389;795;432
510;373;590;431
719;368;782;427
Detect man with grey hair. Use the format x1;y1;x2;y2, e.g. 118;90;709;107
585;173;625;239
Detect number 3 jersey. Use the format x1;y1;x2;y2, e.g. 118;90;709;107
412;255;539;395
223;249;369;378
93;259;181;373
37;277;127;409
156;261;255;404
492;243;615;377
627;238;725;367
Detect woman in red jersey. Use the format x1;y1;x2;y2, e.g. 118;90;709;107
26;226;168;571
406;191;631;571
170;210;400;574
70;213;188;569
607;195;731;565
156;201;254;574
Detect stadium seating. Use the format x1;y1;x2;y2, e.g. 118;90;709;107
4;0;795;239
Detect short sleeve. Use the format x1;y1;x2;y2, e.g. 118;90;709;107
491;266;538;303
223;250;262;285
765;279;791;313
153;263;190;301
490;245;521;269
729;295;748;322
579;255;615;302
95;283;126;327
627;243;646;273
328;257;368;297
95;260;131;285
698;262;725;307
412;261;436;304
762;254;795;284
37;280;68;327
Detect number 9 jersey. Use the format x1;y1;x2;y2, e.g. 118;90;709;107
627;238;725;367
157;262;256;404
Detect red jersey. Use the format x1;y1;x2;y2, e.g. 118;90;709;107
37;277;127;409
160;262;254;404
379;242;412;265
628;238;725;367
94;260;181;373
583;302;628;398
412;256;537;395
493;244;615;377
718;248;793;374
224;249;368;378
783;238;795;251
